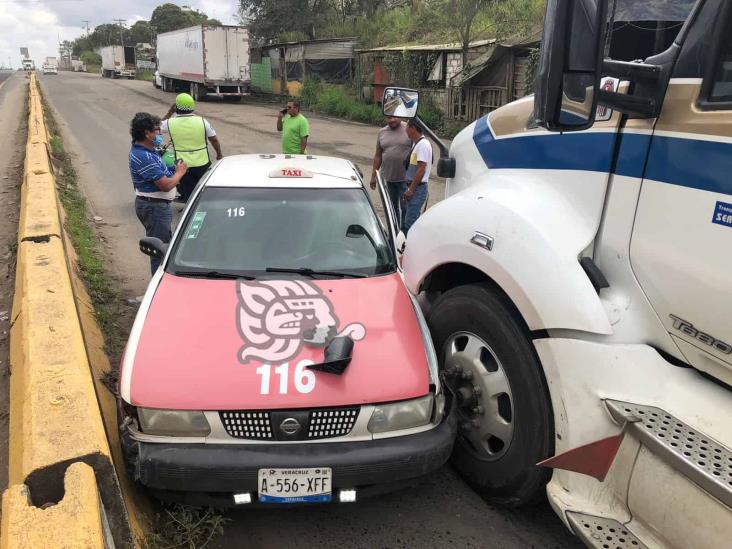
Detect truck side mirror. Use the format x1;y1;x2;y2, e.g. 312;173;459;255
382;87;419;118
534;0;608;132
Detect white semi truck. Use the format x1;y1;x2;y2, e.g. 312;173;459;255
156;25;250;101
393;0;732;547
100;46;136;79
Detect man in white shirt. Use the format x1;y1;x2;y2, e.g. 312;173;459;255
402;119;432;234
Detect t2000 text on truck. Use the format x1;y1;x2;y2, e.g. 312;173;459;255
156;25;250;101
398;0;732;547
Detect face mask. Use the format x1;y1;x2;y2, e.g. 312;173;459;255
152;134;164;147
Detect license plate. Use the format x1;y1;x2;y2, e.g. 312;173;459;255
257;468;332;504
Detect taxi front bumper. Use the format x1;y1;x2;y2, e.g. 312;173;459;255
120;413;455;504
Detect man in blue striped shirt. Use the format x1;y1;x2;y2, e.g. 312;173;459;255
129;112;187;274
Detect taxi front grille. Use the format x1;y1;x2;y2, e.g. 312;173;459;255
219;407;360;441
220;411;273;440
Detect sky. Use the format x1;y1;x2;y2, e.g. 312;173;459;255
0;0;240;68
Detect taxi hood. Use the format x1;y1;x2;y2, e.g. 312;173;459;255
123;273;430;410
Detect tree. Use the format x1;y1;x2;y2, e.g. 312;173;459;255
151;3;221;34
239;0;333;41
151;4;195;33
128;20;155;45
449;0;493;66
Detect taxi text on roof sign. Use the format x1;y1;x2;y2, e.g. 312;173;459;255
269;168;314;178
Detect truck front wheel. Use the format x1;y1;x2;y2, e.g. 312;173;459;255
428;283;554;506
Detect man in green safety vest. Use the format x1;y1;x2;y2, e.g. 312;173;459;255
162;93;223;202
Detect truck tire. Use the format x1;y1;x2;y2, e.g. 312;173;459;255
191;82;204;101
427;283;554;506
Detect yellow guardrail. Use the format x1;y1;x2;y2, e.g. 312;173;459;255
2;73;133;548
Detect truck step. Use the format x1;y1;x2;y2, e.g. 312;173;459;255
606;400;732;509
566;511;647;549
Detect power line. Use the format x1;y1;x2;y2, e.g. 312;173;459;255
113;18;126;46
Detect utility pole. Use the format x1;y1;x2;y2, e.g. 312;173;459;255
113;19;126;45
82;20;91;36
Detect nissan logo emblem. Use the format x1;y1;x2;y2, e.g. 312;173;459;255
280;418;301;435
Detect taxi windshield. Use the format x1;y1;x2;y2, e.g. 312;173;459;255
170;187;396;277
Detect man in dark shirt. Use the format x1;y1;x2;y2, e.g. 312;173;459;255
128;112;187;274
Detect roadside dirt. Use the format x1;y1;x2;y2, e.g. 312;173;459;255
0;74;28;509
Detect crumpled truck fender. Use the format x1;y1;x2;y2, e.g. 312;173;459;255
403;167;613;335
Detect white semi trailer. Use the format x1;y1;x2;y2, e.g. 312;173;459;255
156;25;250;101
100;46;136;79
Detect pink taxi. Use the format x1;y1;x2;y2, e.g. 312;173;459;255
118;154;455;506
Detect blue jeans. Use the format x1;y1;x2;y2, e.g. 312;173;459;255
386;180;407;230
402;183;428;234
135;198;172;275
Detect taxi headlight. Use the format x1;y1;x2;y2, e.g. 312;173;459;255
137;408;211;437
367;395;434;433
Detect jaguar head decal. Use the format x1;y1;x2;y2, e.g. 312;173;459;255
236;279;366;364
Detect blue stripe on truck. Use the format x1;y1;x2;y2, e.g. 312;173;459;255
472;116;732;196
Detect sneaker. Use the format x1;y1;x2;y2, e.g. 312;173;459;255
126;295;145;306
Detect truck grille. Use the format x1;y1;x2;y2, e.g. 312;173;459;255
219;407;360;441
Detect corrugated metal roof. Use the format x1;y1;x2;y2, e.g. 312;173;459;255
304;40;355;60
261;37;357;49
356;39;495;53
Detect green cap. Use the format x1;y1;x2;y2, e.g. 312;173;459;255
176;93;195;111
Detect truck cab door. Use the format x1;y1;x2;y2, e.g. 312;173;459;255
629;0;732;383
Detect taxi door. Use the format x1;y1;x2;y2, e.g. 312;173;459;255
630;0;732;383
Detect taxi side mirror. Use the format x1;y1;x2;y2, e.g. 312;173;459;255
139;237;168;259
346;224;366;238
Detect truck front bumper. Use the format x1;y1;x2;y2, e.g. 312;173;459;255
121;413;456;505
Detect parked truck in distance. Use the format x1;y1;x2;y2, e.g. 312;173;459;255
156;25;250;100
100;46;136;79
22;59;35;72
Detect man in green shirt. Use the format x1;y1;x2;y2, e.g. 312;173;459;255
276;100;309;154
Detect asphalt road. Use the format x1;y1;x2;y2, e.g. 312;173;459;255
39;71;580;548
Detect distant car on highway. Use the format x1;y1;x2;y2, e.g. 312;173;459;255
41;64;57;75
118;154;454;506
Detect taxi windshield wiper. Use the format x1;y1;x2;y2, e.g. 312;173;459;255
265;267;367;278
174;270;255;280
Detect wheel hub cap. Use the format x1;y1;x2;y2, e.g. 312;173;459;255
442;332;514;460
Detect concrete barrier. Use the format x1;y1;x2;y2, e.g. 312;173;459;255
1;462;110;548
3;73;133;548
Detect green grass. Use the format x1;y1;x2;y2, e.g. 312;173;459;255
301;78;384;125
135;71;154;82
43;117;125;359
85;64;101;75
142;505;230;549
300;78;452;135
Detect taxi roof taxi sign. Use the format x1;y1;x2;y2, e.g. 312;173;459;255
269;168;314;178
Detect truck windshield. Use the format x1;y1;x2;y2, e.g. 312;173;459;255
170;187;396;277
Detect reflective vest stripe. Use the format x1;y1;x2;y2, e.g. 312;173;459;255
168;116;209;167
